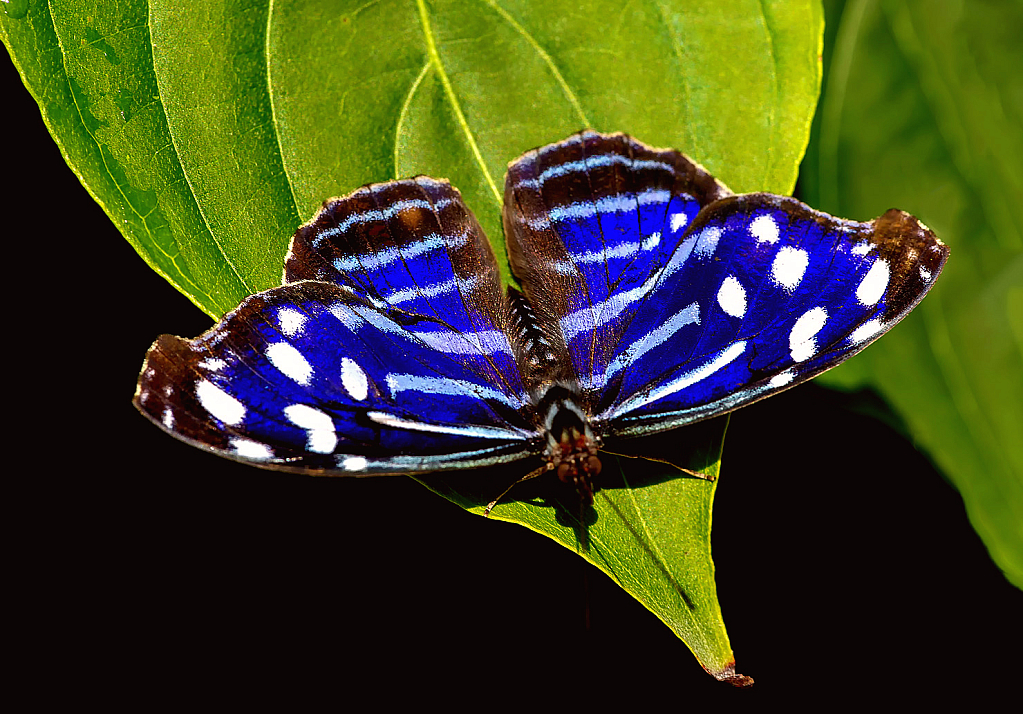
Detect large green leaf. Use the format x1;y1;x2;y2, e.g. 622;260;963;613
800;0;1022;587
2;0;823;679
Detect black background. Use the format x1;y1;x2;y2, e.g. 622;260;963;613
7;51;1019;706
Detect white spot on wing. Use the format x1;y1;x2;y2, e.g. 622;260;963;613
771;246;809;291
849;318;885;344
411;328;514;357
341;358;369;401
612;341;748;417
586;302;701;389
789;307;828;362
851;241;873;256
694;226;722;258
278;307;307;337
196;379;246;426
266;342;313;386
342;456;368;471
750;214;779;244
385;374;528;412
543;189;670;226
198;358;226;372
857;258;890;306
717;276;747;318
769;370;795;388
367;411;522;440
230;438;273;460
162;408;174;429
284;404;337;454
919;265;932;282
670;213;688;232
331;231;446;272
560;269;662;341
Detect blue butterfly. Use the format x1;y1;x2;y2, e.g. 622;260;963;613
135;131;948;508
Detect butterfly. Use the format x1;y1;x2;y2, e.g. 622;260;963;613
135;130;948;509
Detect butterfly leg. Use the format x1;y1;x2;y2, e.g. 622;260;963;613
483;463;552;517
645;461;716;481
598;450;717;481
675;466;716;482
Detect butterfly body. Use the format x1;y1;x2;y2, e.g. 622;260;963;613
135;131;948;503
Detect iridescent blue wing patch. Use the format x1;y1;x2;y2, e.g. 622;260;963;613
594;195;947;436
136;180;537;474
284;177;523;396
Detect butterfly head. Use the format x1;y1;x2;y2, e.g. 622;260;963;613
540;384;602;504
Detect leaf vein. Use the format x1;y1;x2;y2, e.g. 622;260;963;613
651;0;698;156
481;0;590;127
415;0;501;206
46;1;218;308
756;0;780;189
266;0;303;219
394;60;433;177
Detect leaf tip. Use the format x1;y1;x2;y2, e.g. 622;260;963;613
708;662;754;687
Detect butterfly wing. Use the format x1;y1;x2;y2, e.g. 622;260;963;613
503;130;731;402
599;194;949;436
285;177;523;394
503;131;948;439
135;179;537;473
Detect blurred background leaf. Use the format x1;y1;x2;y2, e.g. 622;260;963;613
800;0;1022;588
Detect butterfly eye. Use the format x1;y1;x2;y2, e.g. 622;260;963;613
557;462;572;483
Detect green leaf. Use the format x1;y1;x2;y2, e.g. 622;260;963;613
269;0;823;287
1;1;282;317
425;415;745;681
800;0;1023;587
2;0;824;678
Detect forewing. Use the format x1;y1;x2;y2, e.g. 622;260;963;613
598;194;949;436
135;282;537;473
503;130;730;400
286;177;522;399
